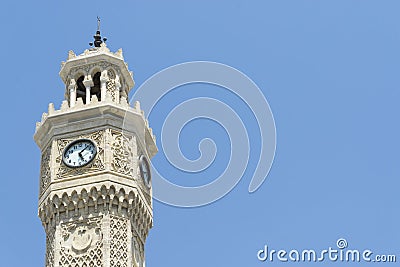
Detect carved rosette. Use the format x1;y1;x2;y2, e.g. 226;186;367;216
110;129;136;177
56;130;105;179
40;145;52;196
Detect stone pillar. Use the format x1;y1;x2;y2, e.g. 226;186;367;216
68;79;76;107
115;74;121;104
83;75;94;104
100;70;108;101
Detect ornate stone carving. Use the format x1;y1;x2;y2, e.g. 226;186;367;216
45;225;56;267
107;69;116;80
110;215;129;267
132;233;144;267
69;62;121;80
59;217;103;267
142;190;152;207
56;130;105;179
40;145;52;196
39;185;152;242
110;130;136;177
64;62;124;105
106;69;117;102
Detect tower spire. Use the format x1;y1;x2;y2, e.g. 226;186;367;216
89;16;107;47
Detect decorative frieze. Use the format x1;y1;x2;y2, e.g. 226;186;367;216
39;185;152;243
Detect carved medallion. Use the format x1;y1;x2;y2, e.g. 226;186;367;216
59;217;103;267
71;225;93;252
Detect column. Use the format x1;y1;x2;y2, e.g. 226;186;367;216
83;75;94;104
115;74;121;104
100;70;108;101
69;79;76;107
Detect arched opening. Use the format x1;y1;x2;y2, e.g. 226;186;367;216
91;72;101;101
76;76;86;104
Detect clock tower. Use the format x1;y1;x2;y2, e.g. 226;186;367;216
34;29;157;267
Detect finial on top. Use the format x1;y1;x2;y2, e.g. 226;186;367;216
97;16;101;31
89;16;107;48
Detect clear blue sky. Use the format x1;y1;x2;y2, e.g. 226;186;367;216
0;1;399;266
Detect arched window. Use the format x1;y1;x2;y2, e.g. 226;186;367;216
76;76;86;104
91;72;101;101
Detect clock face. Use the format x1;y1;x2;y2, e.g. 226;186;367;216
62;139;97;168
139;155;151;187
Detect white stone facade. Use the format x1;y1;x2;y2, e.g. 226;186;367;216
34;42;157;267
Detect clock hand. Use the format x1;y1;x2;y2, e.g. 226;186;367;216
78;145;89;159
80;145;89;153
